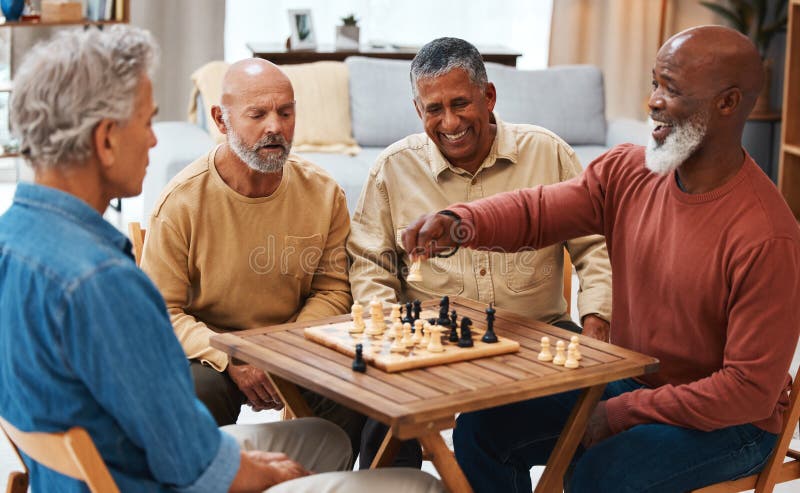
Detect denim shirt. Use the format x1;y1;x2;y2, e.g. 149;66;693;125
0;184;239;492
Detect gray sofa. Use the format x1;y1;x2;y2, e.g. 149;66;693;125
143;57;649;216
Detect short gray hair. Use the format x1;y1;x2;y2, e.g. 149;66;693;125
410;37;488;99
10;25;159;170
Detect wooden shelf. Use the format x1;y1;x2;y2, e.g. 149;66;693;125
0;19;126;27
785;144;800;158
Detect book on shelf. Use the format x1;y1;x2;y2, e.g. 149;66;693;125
87;0;120;21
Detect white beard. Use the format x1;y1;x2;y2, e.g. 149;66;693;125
222;111;290;174
645;114;707;176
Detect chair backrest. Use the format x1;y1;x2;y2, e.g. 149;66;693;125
691;364;800;492
0;416;119;493
128;222;146;266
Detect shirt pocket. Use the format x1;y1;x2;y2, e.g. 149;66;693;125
502;247;556;293
395;227;464;296
282;234;325;283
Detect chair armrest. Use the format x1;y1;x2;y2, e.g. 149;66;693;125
142;121;215;217
605;118;651;148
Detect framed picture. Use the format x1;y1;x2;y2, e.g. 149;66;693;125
287;9;316;50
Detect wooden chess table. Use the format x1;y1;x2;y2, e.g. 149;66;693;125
211;297;659;493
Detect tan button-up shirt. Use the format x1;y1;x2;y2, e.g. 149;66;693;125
347;118;612;324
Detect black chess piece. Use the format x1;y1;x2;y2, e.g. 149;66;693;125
352;343;366;372
437;296;451;327
440;296;450;314
402;301;414;325
412;299;422;321
458;317;474;348
482;304;498;343
448;310;459;342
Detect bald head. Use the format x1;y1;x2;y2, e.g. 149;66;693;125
221;58;293;108
659;25;763;115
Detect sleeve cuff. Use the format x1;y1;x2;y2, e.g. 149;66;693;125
445;205;477;248
604;394;631;435
175;430;240;493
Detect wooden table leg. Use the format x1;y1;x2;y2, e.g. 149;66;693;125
267;373;314;418
418;431;473;493
534;384;606;493
369;428;403;469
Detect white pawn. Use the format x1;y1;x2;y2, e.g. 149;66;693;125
538;336;553;362
390;304;402;325
390;322;406;352
407;258;423;282
427;325;444;352
411;321;422;345
553;340;566;366
419;320;430;347
565;343;580;369
349;303;365;334
402;322;414;347
367;297;385;335
570;335;582;360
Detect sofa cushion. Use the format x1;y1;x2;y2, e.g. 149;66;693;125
346;57;422;147
487;64;607;146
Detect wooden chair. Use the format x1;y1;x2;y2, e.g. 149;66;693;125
691;365;800;493
563;248;572;316
0;416;120;493
128;222;146;266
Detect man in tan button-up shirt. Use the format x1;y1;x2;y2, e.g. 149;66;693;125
347;37;613;469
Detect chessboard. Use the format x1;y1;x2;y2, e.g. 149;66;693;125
304;306;520;372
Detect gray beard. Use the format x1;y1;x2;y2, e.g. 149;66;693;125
223;113;291;174
645;114;707;176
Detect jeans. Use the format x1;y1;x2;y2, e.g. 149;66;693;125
453;378;778;493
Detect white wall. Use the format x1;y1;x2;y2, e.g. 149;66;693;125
225;0;552;69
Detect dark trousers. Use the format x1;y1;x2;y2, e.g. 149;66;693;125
190;360;366;467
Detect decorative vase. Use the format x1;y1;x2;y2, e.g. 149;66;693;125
335;25;360;50
753;59;772;115
1;0;24;21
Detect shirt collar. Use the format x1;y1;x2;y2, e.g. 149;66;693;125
13;183;132;254
428;113;519;181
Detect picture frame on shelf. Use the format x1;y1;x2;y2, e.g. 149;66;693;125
287;9;316;50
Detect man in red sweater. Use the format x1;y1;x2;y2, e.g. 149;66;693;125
402;26;800;492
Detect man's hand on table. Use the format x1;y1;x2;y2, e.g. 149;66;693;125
581;401;613;449
582;315;610;343
227;363;284;411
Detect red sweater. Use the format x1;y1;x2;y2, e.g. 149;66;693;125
449;144;800;434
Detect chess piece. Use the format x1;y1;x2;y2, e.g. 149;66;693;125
450;310;458;329
407;258;423;281
367;297;385;336
419;320;430;347
390;322;405;352
437;296;451;327
349;303;365;334
402;322;414;347
565;343;580;369
458;317;474;348
448;316;460;343
553;340;566;366
426;325;444;352
570;335;582;360
402;301;414;325
390;304;401;325
411;322;423;345
352;344;366;372
412;300;422;321
481;303;498;343
538;336;553;361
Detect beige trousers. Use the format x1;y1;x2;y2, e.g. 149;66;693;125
221;419;443;493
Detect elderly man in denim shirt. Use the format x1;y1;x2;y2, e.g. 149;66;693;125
0;26;441;493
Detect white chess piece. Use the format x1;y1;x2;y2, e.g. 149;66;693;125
570;335;582;360
402;322;414;347
367;297;385;335
427;325;444;352
407;258;423;282
411;322;422;345
349;303;365;334
390;322;406;352
390;304;402;325
553;340;566;366
565;343;580;369
419;320;430;347
538;336;553;362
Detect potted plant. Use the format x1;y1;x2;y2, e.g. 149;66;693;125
336;13;360;50
699;0;789;113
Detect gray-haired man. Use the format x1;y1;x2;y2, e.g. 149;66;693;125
347;37;613;468
0;25;441;492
